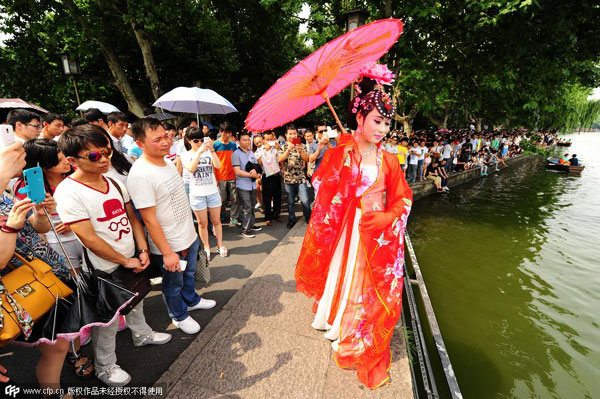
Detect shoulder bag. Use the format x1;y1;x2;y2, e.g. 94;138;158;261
0;252;73;346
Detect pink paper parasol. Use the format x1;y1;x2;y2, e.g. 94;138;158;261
245;19;403;133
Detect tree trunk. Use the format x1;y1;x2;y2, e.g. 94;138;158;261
385;0;392;18
427;106;449;130
100;47;147;117
394;105;418;136
63;0;148;117
127;1;162;100
428;114;448;130
402;119;413;135
476;119;482;132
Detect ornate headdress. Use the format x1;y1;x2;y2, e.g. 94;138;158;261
351;63;396;120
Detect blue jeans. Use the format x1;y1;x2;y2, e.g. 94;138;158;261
285;182;311;222
151;237;202;322
417;160;424;179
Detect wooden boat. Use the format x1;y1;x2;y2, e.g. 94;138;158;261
546;157;585;173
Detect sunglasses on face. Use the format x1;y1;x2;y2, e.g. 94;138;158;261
317;129;326;133
75;147;113;162
191;139;203;144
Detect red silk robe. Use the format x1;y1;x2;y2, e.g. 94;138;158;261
295;134;412;389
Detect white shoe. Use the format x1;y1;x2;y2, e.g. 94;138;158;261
219;246;228;258
172;316;201;334
204;248;210;260
96;364;131;387
150;277;163;285
133;331;172;347
188;298;216;311
331;340;340;352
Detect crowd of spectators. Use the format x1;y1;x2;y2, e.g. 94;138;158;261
381;128;524;192
0;107;537;393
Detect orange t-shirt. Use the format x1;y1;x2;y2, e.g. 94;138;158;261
213;140;238;181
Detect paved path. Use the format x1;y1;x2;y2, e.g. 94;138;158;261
0;212;293;391
151;221;413;399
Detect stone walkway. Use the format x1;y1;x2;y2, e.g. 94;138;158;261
150;220;413;399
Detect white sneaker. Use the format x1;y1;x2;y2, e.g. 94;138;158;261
188;298;217;311
96;364;131;387
204;248;211;260
133;331;172;347
172;316;201;334
219;247;228;258
150;277;163;285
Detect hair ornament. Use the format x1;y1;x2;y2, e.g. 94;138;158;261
358;63;395;85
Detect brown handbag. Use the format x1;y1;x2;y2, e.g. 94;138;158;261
0;252;73;346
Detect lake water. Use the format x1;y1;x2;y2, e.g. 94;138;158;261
408;133;600;398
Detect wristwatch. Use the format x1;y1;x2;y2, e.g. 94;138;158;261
139;248;149;254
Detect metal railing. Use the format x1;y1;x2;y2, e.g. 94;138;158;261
403;232;463;399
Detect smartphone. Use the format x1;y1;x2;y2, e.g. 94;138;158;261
291;138;302;146
203;137;211;143
19;166;46;204
268;141;277;146
327;129;338;139
0;124;16;148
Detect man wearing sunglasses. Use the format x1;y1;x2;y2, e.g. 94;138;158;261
6;108;42;143
55;124;172;387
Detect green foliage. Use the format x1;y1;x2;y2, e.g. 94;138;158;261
1;0;599;130
0;0;306;124
520;133;552;157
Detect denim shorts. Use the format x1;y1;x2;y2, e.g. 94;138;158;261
190;192;222;211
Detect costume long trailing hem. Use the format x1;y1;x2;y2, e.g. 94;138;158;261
295;134;412;389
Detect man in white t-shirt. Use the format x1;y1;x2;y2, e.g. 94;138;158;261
255;131;282;225
418;139;429;181
107;112;129;154
407;141;421;182
127;118;216;336
442;141;453;173
7;108;41;143
55;124;171;387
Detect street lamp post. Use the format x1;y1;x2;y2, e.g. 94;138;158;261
343;8;369;32
61;53;82;110
344;9;370;99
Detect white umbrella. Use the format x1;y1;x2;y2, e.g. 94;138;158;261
76;100;120;114
152;87;238;124
0;98;49;113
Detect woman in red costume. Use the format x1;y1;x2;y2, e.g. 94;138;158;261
295;64;412;389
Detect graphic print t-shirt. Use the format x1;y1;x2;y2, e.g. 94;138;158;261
54;176;135;273
180;150;219;197
127;157;197;255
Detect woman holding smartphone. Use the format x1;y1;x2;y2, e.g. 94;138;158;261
14;139;83;270
12;138;95;379
0;142;102;396
181;127;226;259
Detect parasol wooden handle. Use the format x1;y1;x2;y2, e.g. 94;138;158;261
322;93;348;135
